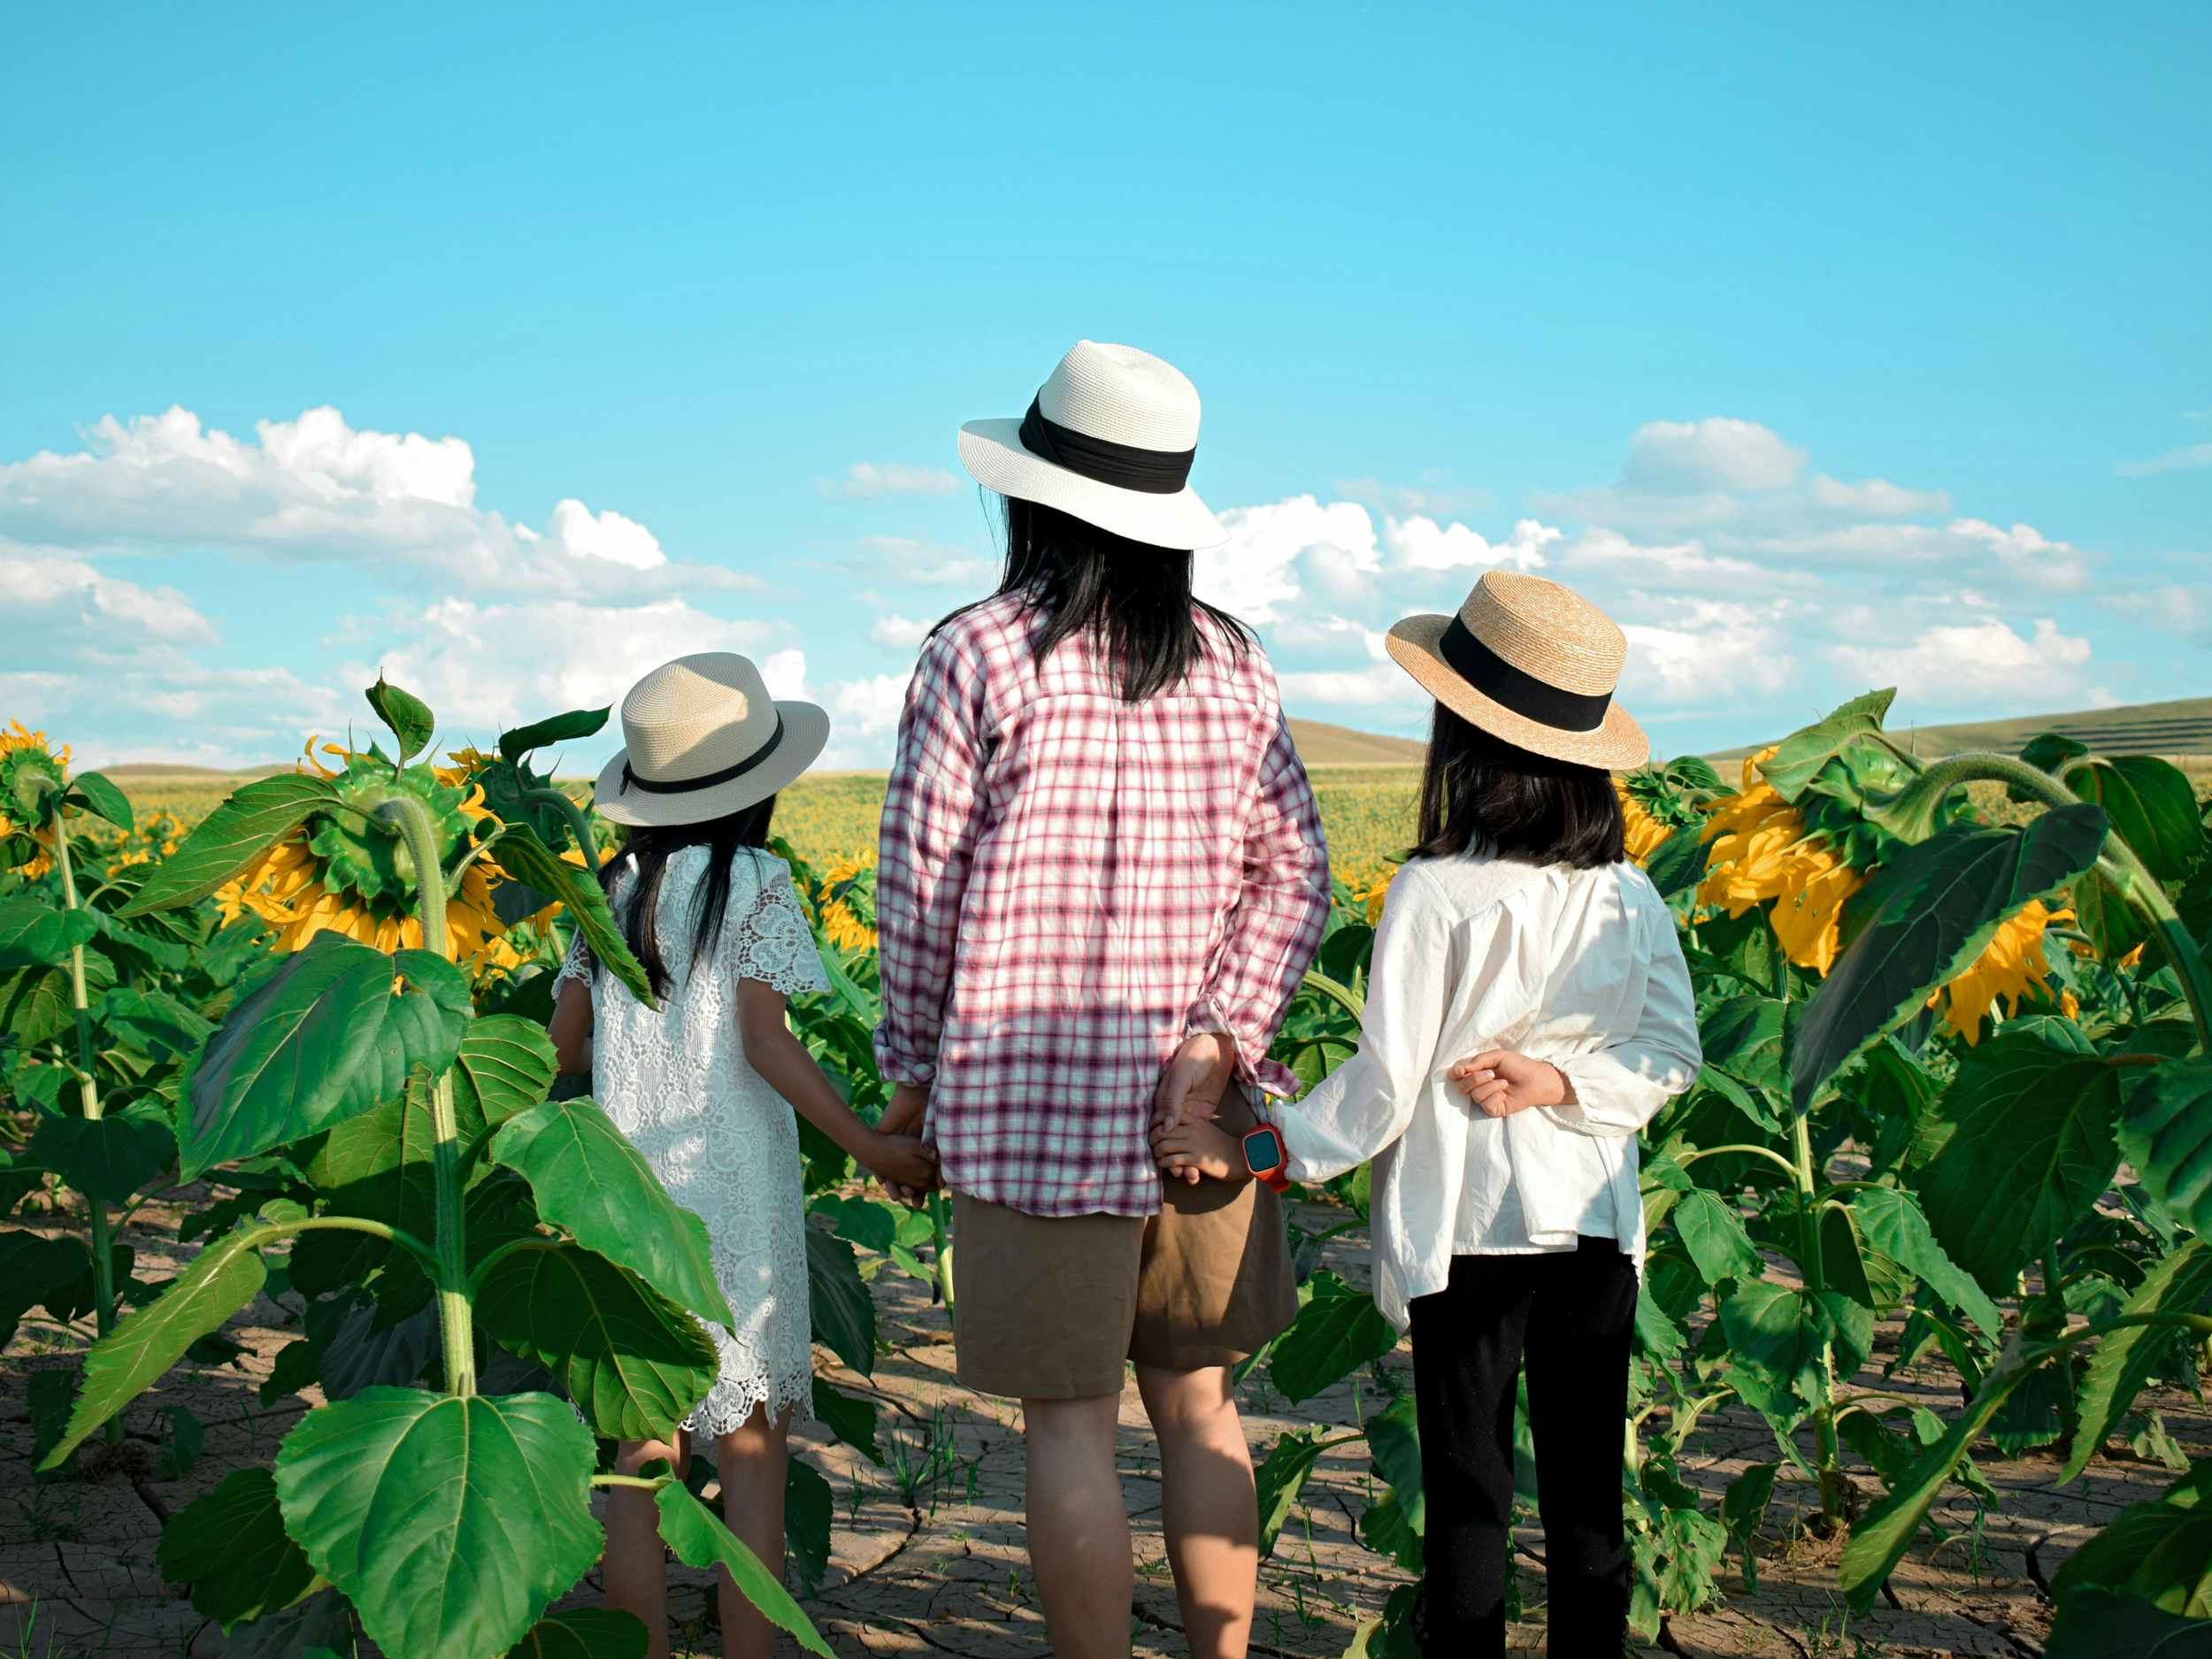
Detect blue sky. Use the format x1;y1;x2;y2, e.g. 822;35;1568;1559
5;3;2207;772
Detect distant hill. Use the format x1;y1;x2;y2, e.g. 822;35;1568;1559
1286;719;1428;766
1713;695;2212;764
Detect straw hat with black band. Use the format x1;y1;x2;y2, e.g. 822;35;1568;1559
956;340;1227;550
1386;570;1649;772
592;652;831;829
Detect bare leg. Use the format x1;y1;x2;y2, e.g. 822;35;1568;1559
1135;1364;1258;1659
713;1404;793;1659
605;1432;688;1659
1022;1393;1133;1659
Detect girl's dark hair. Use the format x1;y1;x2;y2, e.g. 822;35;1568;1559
942;495;1251;702
1410;704;1624;870
596;796;777;998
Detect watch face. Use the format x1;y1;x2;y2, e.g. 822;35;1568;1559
1245;1128;1285;1175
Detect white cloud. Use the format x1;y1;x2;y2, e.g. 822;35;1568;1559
350;597;780;744
2117;442;2212;478
2104;581;2208;638
1621;612;1794;705
1945;518;2091;592
1623;419;1805;492
1;546;218;647
1383;514;1557;572
0;405;754;598
817;463;963;499
1202;495;1379;624
1808;474;1951;516
829;672;911;738
1555;527;1815;594
869;613;931;650
1831;618;2093;708
759;649;810;700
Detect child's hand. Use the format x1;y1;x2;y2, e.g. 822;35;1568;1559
1149;1115;1248;1185
1448;1050;1574;1118
864;1133;940;1195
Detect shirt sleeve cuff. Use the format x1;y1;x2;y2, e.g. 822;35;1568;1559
1187;999;1302;1100
872;1026;937;1088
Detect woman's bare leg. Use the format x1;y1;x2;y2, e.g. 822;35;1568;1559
713;1404;793;1659
1022;1392;1133;1659
1135;1364;1258;1659
605;1432;688;1659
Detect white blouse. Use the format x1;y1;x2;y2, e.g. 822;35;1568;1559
1272;852;1701;1332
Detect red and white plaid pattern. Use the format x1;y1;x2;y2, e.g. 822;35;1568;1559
875;593;1333;1217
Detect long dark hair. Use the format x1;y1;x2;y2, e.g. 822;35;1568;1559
942;495;1251;702
1410;704;1624;869
596;796;777;998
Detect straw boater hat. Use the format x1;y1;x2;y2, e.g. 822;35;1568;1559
956;340;1227;550
593;653;830;828
1387;571;1649;771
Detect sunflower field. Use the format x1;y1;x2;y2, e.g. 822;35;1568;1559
4;684;2212;1657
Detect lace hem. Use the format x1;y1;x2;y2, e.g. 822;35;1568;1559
686;1347;814;1435
553;931;592;990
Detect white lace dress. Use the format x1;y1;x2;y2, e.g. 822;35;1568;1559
554;845;826;1434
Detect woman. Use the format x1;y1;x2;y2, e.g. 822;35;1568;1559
872;341;1333;1659
1155;571;1703;1656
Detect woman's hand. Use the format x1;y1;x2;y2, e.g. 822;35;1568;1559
864;1132;940;1194
1448;1050;1576;1118
876;1081;934;1204
1150;1115;1248;1185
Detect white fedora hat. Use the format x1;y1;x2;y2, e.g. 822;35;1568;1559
1386;571;1649;771
956;341;1227;550
592;652;830;828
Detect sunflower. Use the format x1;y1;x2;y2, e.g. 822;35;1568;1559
0;721;69;878
1348;867;1397;926
222;738;512;966
1695;749;1870;974
1617;778;1674;865
1931;899;2075;1043
817;853;878;953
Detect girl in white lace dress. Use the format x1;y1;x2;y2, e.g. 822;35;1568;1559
549;652;936;1659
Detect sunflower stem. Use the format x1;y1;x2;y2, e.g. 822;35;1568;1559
377;793;475;1396
1793;1113;1847;1527
38;779;124;1443
526;786;601;873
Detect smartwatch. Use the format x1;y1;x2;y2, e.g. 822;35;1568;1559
1241;1121;1292;1194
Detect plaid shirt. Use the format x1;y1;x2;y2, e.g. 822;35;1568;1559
874;593;1333;1217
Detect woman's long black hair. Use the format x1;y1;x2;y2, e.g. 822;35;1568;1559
941;495;1252;702
1409;703;1625;870
595;795;777;998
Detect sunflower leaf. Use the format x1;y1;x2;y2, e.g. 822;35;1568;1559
656;1483;832;1657
491;823;656;1010
499;708;611;765
1792;806;2109;1112
365;677;434;765
121;774;343;917
1758;689;1898;803
180;934;473;1179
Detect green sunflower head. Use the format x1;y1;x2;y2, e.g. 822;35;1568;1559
304;751;477;913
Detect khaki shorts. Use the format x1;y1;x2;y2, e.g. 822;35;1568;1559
949;1095;1299;1400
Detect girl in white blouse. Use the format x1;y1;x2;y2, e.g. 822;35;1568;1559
1153;572;1701;1657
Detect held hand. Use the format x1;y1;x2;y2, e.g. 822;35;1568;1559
1150;1031;1237;1137
1448;1050;1573;1119
1150;1115;1247;1185
864;1133;941;1195
876;1082;934;1203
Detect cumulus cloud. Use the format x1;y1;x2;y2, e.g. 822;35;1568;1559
1333;475;1494;518
817;463;963;498
0;405;756;598
1832;618;2093;708
869;613;931;650
1808;475;1952;516
1382;514;1556;572
1622;419;1806;492
1201;495;1379;624
2;546;218;647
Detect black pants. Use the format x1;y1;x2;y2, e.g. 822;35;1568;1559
1408;1236;1638;1657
